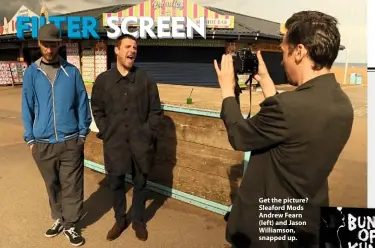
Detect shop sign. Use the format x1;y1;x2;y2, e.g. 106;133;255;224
0;5;38;35
280;23;286;34
103;0;235;30
152;0;184;10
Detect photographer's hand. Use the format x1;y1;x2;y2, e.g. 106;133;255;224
214;55;236;99
253;51;277;98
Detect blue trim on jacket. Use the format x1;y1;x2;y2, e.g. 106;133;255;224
21;57;92;145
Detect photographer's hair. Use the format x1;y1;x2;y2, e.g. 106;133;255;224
115;33;138;48
284;11;341;70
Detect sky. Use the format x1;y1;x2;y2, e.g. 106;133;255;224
0;0;367;64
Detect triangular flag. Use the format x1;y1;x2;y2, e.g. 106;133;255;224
40;4;49;23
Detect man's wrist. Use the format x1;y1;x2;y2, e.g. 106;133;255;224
221;89;235;99
258;76;277;98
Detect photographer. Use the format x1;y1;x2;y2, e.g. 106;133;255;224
214;11;354;248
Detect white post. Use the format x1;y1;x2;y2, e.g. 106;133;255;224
343;4;358;85
343;37;351;84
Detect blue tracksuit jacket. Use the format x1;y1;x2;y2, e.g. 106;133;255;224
21;57;92;145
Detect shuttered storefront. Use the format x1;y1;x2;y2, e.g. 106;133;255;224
0;43;20;61
106;43;286;86
261;51;287;85
107;43;225;87
136;46;225;86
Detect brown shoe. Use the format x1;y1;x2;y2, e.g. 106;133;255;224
106;223;127;241
132;221;148;241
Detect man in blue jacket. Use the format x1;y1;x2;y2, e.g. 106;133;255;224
21;23;92;247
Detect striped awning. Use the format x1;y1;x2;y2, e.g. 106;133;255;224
102;0;235;29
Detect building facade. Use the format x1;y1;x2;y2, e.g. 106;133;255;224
0;1;304;87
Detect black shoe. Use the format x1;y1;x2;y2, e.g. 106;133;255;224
44;219;64;238
132;221;148;241
63;227;84;247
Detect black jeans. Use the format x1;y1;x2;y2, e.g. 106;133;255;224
109;161;148;226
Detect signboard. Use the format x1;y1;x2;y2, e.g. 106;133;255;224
280;23;286;34
0;5;38;35
103;0;235;29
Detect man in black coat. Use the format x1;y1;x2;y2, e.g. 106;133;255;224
214;11;354;248
91;34;162;242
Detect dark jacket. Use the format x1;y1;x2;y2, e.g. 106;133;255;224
90;66;162;175
221;73;354;248
22;57;92;145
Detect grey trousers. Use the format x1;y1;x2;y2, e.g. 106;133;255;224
32;138;85;229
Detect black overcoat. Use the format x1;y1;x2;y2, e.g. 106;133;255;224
221;73;354;248
90;66;162;175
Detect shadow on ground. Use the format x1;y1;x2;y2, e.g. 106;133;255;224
77;114;178;232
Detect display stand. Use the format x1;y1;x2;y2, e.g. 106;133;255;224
0;62;13;85
79;40;108;84
0;61;26;86
10;61;26;85
66;42;81;71
81;48;95;83
94;41;107;79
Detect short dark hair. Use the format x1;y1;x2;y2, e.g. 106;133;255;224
284;11;341;70
115;34;137;48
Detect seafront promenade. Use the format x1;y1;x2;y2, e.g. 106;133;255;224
0;83;367;247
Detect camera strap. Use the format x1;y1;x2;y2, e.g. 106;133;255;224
245;75;253;119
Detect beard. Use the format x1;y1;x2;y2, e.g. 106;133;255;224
41;51;58;62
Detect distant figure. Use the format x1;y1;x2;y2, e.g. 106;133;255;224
214;10;354;248
21;23;91;247
91;34;162;242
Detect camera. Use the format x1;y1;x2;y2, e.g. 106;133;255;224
232;48;259;75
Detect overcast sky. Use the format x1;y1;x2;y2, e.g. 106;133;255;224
0;0;366;63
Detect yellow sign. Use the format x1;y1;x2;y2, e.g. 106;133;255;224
280;23;286;34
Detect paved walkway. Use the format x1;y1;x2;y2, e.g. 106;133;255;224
0;84;367;247
0;87;228;248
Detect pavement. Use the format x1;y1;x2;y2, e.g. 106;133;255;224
0;84;367;248
0;87;228;248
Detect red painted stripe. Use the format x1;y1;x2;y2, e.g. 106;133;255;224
118;11;122;17
151;2;155;19
194;4;198;18
140;2;144;16
214;13;218;28
129;7;133;16
183;0;187;17
224;15;229;28
162;2;165;15
183;0;187;26
204;8;208;18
